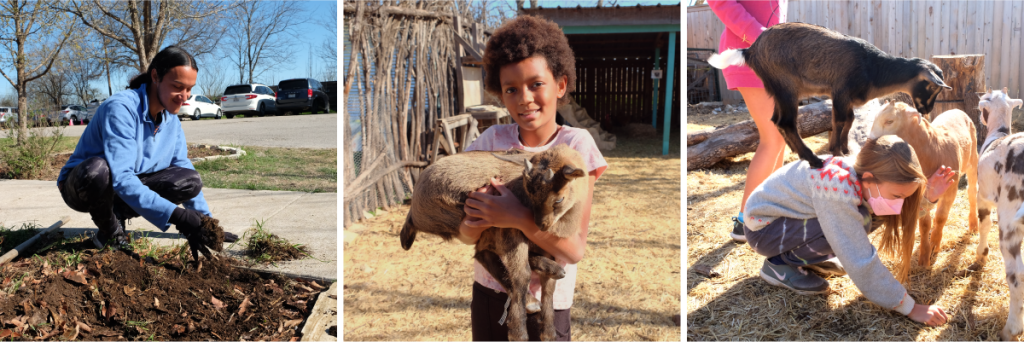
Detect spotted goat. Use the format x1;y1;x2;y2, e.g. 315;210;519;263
975;88;1024;341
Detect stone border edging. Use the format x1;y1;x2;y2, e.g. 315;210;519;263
189;144;247;163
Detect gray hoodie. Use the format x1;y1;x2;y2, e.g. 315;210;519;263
744;155;916;315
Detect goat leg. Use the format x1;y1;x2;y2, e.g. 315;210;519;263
500;242;532;341
918;213;935;266
475;249;546;314
832;99;855;156
528;254;565;280
773;96;823;168
998;209;1024;341
537;273;558;341
928;188;958;261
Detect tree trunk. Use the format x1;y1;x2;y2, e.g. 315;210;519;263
687;101;834;171
930;55;985;151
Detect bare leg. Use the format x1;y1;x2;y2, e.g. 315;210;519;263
738;87;787;213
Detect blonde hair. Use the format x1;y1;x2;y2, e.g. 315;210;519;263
854;135;926;284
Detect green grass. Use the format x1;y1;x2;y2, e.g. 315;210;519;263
0;223;41;254
193;145;337;193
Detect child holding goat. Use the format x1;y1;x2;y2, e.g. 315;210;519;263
454;15;607;341
743;135;955;326
706;0;788;243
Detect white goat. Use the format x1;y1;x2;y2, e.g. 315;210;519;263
976;88;1024;341
869;101;979;267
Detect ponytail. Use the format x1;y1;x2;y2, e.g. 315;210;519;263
127;73;152;90
126;45;198;89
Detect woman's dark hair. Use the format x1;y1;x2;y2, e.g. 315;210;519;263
127;45;198;89
483;15;576;105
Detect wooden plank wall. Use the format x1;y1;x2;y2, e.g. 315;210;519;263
687;0;1023;100
575;58;661;126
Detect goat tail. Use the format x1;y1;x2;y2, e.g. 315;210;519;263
400;214;417;250
708;49;747;69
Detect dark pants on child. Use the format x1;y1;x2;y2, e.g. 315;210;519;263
59;156;202;230
744;206;873;266
471;282;571;341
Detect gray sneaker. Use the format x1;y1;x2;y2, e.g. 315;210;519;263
805;257;846;277
759;259;829;295
730;217;747;243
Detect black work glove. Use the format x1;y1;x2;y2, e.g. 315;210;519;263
170;207;213;260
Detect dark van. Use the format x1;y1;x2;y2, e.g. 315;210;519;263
275;78;330;115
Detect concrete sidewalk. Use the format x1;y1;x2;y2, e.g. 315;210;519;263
0;179;337;281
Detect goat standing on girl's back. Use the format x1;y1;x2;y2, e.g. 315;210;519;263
709;22;951;169
869;101;978;267
975;88;1024;341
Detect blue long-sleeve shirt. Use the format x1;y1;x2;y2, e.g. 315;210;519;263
57;83;212;231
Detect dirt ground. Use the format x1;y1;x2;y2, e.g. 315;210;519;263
343;134;681;341
0;234;327;341
686;107;1016;340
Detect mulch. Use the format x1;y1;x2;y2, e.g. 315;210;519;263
0;246;327;341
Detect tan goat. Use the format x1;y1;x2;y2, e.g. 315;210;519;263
400;144;589;341
869;101;979;267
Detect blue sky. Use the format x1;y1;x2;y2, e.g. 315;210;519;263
0;0;338;101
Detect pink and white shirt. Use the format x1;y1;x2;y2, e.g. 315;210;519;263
465;124;608;310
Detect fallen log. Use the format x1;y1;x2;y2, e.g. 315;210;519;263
687;101;833;171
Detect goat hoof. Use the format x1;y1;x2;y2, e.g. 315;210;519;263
1000;327;1019;341
526;301;541;314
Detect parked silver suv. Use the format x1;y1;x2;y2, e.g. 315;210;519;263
48;104;89;125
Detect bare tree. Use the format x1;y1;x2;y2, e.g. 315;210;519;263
316;1;336;79
0;92;16;107
33;57;72;109
61;0;234;72
0;0;76;143
226;0;305;84
65;39;105;104
197;57;227;101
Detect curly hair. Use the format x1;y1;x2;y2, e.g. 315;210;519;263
483;15;576;105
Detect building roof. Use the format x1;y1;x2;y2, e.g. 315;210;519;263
520;3;681;29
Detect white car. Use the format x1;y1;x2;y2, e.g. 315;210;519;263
0;107;17;128
177;95;223;120
49;104;89;125
220;83;277;118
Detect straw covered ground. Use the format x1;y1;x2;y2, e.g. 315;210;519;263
344;134;682;341
686;106;1017;340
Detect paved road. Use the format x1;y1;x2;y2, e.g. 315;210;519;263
1;114;338;149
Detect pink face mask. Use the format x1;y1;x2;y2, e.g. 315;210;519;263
868;183;903;216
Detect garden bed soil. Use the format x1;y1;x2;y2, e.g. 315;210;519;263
0;244;326;341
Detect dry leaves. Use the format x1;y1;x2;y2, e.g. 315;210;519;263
211;296;225;311
238;295;252;316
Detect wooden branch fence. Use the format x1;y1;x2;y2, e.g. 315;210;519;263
342;1;490;227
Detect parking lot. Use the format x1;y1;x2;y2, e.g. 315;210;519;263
1;113;338;149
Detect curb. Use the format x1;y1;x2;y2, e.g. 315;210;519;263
189;144;247;163
301;282;338;341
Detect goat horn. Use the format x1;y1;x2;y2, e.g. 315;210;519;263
545;168;554;182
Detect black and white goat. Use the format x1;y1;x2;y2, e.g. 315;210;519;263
975;88;1024;341
708;22;951;169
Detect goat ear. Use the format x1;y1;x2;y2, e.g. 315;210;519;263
1011;99;1024;110
980;106;990;126
925;71;952;89
561;166;586;179
1005;87;1009;94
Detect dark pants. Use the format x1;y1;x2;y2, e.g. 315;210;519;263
471;282;571;341
745;206;873;266
59;156;202;231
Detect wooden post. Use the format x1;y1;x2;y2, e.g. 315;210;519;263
930;55;986;147
453;15;466;115
662;32;677;155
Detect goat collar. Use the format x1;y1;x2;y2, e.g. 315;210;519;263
981;128;1009;153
